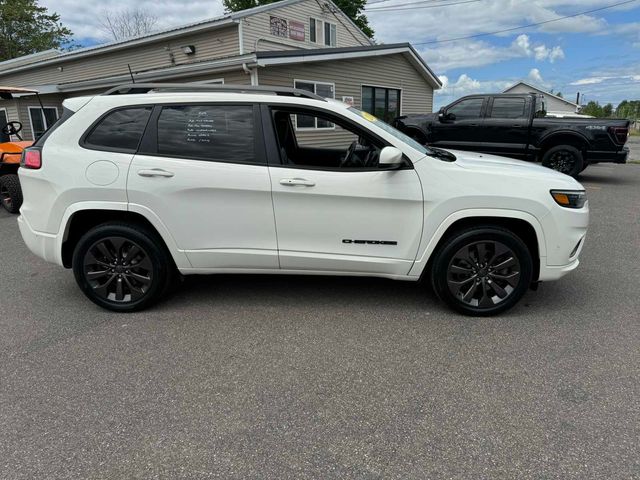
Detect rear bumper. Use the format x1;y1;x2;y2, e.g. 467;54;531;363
587;147;629;164
17;215;63;266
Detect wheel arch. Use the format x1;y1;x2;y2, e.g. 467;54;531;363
59;204;190;269
537;131;589;157
411;210;545;281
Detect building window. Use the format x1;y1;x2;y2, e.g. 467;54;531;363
28;107;58;139
310;17;336;46
293;80;335;129
361;86;401;124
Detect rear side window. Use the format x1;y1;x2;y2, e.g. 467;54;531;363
490;98;527;119
84;107;152;151
156;105;256;164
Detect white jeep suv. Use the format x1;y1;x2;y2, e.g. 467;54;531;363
17;84;588;316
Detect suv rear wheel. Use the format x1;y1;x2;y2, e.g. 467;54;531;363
431;226;533;316
72;223;174;312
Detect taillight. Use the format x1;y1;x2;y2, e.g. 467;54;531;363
609;126;629;145
21;147;42;169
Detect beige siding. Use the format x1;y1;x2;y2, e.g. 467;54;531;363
14;95;65;141
242;0;371;54
259;53;433;147
0;26;240;88
505;84;577;113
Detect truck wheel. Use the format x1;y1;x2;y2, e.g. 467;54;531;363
430;226;533;316
0;174;23;214
542;145;584;177
72;222;175;312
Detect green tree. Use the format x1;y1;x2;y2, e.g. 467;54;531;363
582;101;604;118
602;103;613;117
616;100;640;120
0;0;73;62
556;91;563;98
223;0;374;38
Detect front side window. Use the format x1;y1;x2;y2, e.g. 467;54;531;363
293;80;335;129
490;98;527;119
156;105;257;164
28;107;58;138
84;107;152;151
362;86;401;124
271;107;385;170
447;98;484;119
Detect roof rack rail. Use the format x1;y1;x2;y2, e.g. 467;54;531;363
102;83;327;101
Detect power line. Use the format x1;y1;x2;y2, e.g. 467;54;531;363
408;0;639;45
367;0;480;10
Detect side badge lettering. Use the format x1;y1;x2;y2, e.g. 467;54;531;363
343;239;398;246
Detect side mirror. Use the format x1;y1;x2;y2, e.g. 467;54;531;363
379;146;404;169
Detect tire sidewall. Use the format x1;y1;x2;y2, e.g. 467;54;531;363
431;227;534;316
72;223;169;312
0;174;23;214
542;145;584;177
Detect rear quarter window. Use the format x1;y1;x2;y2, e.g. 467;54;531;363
83;107;152;152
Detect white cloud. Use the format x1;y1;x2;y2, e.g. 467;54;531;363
421;34;564;72
571;77;609;85
528;68;544;84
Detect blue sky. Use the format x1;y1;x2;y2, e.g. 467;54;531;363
43;0;640;109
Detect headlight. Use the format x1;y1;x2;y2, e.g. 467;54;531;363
550;190;587;209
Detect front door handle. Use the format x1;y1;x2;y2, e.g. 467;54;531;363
280;178;315;187
138;169;174;178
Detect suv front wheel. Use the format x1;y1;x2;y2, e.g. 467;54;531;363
72;223;174;312
431;226;533;316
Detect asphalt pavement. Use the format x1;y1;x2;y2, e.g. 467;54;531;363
1;164;639;479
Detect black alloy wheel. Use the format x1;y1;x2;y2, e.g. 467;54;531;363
446;240;520;308
431;227;533;316
72;223;174;312
542;145;584;178
83;236;153;303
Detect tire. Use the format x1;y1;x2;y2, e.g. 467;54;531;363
0;174;23;214
541;145;584;178
430;226;534;316
72;222;175;312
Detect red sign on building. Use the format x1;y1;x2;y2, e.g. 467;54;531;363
289;21;305;41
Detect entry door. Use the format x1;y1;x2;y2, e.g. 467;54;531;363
481;97;531;159
128;104;278;269
432;96;487;151
265;106;424;276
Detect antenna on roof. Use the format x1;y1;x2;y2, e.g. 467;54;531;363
127;64;135;84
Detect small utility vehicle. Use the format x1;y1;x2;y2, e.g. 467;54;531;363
0;86;42;213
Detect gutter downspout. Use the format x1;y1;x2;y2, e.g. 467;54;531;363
239;19;259;86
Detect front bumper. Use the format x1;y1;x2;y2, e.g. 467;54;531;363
588;146;629;164
17;215;62;266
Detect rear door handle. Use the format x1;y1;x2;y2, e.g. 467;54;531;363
280;178;315;187
138;169;174;178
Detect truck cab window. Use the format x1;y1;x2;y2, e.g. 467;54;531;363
447;98;484;119
491;98;526;119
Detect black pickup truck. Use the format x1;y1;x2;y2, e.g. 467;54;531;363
393;93;631;177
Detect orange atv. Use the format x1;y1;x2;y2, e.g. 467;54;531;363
0;87;38;213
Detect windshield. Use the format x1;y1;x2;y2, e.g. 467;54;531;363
348;107;433;156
